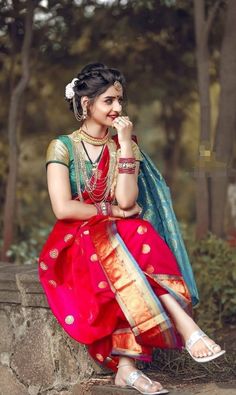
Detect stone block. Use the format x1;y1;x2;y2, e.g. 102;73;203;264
0;310;14;354
11;312;55;388
0;364;28;395
16;267;49;308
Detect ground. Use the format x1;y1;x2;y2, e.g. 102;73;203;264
79;324;236;395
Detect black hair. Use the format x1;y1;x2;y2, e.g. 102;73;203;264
65;62;127;119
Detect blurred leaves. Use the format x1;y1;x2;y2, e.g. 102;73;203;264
185;232;236;330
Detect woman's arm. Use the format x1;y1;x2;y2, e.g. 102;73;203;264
47;163;97;220
115;141;140;209
47;162;136;220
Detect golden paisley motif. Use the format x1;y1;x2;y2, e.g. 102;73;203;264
49;248;59;259
98;281;108;289
40;262;48;271
137;225;148;235
141;244;151;254
146;264;155;274
90;253;98;262
48;279;57;287
64;233;73;242
65;315;74;325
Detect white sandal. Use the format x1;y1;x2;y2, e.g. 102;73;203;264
185;329;226;363
116;364;169;394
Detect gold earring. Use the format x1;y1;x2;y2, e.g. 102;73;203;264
83;107;87;120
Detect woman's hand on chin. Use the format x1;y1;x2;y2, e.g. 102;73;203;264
112;116;133;144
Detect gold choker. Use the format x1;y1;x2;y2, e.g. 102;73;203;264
74;128;110;146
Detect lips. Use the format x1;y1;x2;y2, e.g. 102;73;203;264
108;115;118;120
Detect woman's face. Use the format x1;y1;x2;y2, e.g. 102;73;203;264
87;84;124;126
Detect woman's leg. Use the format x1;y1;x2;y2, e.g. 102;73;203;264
159;294;222;358
115;356;164;392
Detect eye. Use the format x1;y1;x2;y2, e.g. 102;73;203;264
119;98;123;104
105;99;112;104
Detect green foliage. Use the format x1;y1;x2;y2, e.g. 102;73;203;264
4;225;52;265
185;231;236;330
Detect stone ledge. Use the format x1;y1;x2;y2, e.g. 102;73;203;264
0;262;48;307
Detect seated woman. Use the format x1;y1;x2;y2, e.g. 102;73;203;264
39;63;225;395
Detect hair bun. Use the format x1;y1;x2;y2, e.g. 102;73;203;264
80;63;108;75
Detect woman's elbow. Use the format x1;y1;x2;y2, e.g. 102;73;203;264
116;192;139;209
52;205;67;220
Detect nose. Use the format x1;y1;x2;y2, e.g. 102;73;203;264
113;99;122;113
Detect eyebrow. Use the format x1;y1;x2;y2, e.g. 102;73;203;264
104;95;123;99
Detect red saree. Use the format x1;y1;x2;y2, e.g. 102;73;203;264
39;138;192;372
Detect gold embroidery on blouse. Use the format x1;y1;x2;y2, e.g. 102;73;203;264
46;139;69;166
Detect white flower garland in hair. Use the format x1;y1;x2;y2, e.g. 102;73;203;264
65;78;79;99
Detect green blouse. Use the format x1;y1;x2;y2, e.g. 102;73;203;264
46;134;143;197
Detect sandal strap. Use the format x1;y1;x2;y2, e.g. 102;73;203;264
126;370;143;386
186;330;220;353
186;329;206;349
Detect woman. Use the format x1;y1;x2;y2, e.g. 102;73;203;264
39;63;225;395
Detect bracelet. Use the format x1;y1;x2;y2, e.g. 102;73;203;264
118;167;136;174
95;201;112;216
119;157;136;163
118;157;136;174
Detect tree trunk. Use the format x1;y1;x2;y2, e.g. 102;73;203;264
193;0;221;239
162;105;183;191
211;0;236;237
1;0;34;261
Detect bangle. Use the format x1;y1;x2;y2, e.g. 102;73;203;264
95;202;112;216
119;157;136;163
118;158;136;174
118;167;136;174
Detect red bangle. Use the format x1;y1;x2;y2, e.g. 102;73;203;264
118;168;136;174
119;157;136;163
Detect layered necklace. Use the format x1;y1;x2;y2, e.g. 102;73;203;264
70;128;117;203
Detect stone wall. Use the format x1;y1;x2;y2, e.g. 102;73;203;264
0;263;102;395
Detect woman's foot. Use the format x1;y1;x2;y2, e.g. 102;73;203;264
159;294;224;361
184;328;225;361
115;362;165;394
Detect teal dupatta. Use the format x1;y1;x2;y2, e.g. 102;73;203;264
137;150;199;306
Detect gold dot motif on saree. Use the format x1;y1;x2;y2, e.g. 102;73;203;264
48;279;57;287
49;248;59;259
90;253;98;262
64;233;73;242
142;244;151;254
98;281;108;289
96;353;104;362
83;230;90;235
137;225;148;235
40;261;48;271
65;315;74;325
146;264;155;274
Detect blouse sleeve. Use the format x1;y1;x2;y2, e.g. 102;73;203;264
46;139;69;168
131;140;143;162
